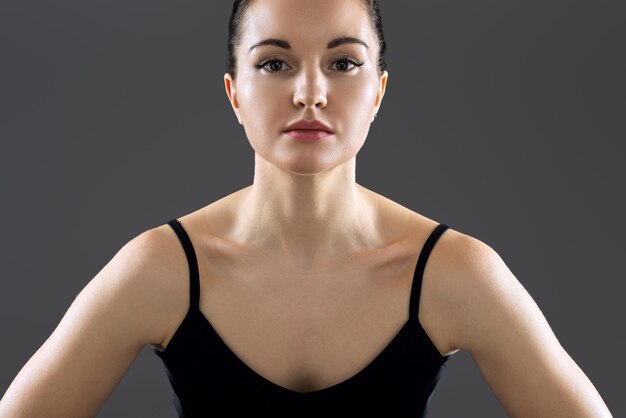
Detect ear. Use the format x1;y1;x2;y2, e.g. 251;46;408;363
372;70;388;122
224;73;243;125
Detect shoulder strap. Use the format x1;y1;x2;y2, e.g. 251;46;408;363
167;218;200;310
408;223;450;320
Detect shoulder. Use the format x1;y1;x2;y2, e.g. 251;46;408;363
0;224;187;417
425;225;541;354
425;226;614;416
113;223;192;349
0;223;194;417
119;223;189;287
411;222;502;353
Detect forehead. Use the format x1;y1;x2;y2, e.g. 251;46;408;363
243;0;372;49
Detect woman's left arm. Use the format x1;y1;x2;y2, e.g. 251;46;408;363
444;235;613;418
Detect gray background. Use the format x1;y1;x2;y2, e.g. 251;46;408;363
1;0;623;417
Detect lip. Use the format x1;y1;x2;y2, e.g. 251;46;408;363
285;130;333;141
283;119;334;133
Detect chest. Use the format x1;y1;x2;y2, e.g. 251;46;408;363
190;246;423;393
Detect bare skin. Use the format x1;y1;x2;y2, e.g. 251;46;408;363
149;185;461;393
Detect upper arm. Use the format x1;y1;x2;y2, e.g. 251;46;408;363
0;228;179;418
445;234;612;418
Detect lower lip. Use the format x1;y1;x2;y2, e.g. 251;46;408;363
284;130;333;141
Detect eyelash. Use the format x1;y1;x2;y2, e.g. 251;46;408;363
255;55;364;73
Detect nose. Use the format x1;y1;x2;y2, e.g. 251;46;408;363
292;71;328;110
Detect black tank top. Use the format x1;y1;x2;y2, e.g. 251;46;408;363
153;218;453;417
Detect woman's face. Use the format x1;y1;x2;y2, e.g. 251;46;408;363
224;0;388;175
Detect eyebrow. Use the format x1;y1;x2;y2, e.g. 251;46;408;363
248;36;369;53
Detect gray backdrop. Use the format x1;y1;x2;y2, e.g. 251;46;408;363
1;0;623;417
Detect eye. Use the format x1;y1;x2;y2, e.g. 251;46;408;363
256;58;289;73
330;57;363;72
255;56;364;73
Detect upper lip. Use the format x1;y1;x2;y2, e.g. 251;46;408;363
284;119;334;133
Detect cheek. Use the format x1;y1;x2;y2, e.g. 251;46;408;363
337;76;377;111
237;98;293;162
236;76;276;119
237;79;286;138
339;83;377;137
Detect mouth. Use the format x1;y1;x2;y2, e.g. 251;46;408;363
283;119;334;133
284;129;334;141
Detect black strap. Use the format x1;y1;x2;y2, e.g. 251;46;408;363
409;223;449;320
167;218;200;310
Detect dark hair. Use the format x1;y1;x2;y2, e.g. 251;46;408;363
226;0;388;81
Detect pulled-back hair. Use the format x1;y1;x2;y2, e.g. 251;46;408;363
226;0;388;80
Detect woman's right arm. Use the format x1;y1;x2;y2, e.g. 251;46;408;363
0;228;177;418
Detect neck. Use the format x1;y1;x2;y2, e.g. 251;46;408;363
230;155;383;267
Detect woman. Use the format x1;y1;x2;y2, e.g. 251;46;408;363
0;0;613;417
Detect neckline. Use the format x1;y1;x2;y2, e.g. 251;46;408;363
193;307;415;396
159;218;451;395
